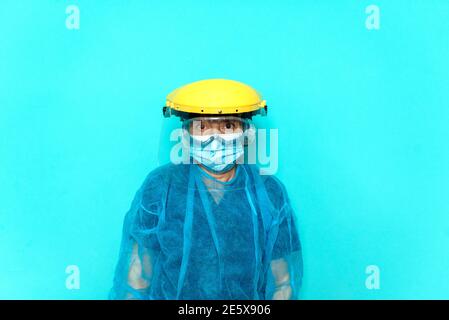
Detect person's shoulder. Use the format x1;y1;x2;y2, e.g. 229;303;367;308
261;173;287;195
245;165;287;193
142;162;172;183
141;162;189;185
139;163;189;211
243;165;289;208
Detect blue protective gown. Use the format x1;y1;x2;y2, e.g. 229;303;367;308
109;163;303;300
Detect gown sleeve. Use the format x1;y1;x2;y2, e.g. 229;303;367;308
267;180;303;300
109;172;163;300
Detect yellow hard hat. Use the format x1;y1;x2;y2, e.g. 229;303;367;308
163;79;267;118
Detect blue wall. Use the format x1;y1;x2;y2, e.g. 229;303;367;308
1;0;448;299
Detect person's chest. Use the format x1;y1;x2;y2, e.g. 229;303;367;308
157;187;265;265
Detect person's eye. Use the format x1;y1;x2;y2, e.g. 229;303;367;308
224;121;234;129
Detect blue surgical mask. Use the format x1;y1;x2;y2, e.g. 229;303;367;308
187;133;244;173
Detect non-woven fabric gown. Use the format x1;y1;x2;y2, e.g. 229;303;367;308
109;162;303;300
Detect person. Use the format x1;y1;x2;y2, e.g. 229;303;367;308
109;79;303;300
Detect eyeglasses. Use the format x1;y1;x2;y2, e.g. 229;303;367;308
182;116;252;136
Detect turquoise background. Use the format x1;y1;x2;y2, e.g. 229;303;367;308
1;0;448;299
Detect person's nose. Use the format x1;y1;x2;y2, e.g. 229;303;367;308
206;123;223;135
